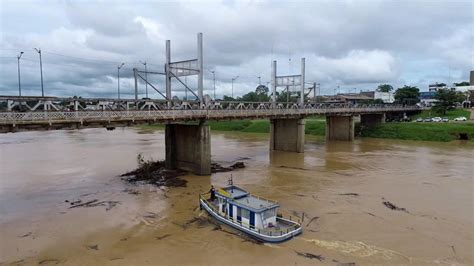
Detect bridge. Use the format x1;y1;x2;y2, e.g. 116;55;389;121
0;32;420;175
0;95;419;175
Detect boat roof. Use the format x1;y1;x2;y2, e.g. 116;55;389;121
217;186;279;212
220;186;249;199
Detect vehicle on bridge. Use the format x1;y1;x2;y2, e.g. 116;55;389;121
199;185;302;243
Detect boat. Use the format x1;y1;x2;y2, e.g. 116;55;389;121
199;185;303;243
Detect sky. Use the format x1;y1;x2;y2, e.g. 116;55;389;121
0;0;473;99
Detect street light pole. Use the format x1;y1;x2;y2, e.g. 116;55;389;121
211;70;216;100
257;76;261;85
140;61;148;98
231;76;239;99
117;63;125;99
17;51;24;96
34;48;44;96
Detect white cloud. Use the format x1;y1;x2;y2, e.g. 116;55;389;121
314;50;398;84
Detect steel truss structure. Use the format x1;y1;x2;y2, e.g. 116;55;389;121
271;58;305;107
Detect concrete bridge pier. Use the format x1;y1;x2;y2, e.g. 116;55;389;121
269;118;305;153
326;115;355;141
165;121;211;175
360;113;385;128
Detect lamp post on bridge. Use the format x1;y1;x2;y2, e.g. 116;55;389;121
117;62;125;99
140;61;148;98
231;76;239;99
17;51;24;96
34;48;44;97
209;70;216;100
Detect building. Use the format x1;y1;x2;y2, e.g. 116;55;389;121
360;91;394;103
322;93;373;104
428;82;447;92
419;91;437;106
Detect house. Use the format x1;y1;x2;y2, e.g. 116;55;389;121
360;91;394;103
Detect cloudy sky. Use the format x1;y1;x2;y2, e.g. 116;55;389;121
0;0;472;99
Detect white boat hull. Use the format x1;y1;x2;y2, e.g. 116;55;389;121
200;199;302;243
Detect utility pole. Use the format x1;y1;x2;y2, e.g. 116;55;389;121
140;61;148;98
17;51;24;96
257;76;261;85
231;76;239;99
117;63;125;99
34;48;44;96
211;70;216;100
313;82;316;103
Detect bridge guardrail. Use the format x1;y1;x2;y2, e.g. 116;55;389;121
0;105;419;124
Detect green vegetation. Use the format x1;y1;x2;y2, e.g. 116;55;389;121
432;89;466;115
359;122;474;142
211;119;327;135
394;85;420;104
410;109;471;120
138;114;473;142
377;84;394;92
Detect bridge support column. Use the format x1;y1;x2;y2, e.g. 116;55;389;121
326;115;354;141
165;121;211;175
269;118;305;153
360;113;385;128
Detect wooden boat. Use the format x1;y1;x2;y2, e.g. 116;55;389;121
199;185;302;243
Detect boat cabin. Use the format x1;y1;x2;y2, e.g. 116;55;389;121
215;186;279;230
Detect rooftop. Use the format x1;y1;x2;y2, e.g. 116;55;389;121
220;186;249;199
217;186;279;212
234;194;279;212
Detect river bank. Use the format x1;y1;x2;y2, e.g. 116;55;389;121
139;117;474;142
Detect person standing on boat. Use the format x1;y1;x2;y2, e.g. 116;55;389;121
209;185;216;201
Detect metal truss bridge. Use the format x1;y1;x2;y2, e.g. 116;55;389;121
0;96;419;133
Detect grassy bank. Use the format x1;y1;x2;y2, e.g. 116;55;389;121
209;119;327;136
139;117;474;142
359;122;474;142
410;109;471;120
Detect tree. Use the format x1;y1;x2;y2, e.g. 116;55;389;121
377;84;393;92
454;81;470;86
255;85;269;95
238;85;270;102
394;85;420;104
432;89;466;115
223;95;235;101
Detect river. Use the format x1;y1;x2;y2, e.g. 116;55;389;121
0;127;473;265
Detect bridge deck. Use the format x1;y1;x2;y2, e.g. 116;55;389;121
0;105;419;133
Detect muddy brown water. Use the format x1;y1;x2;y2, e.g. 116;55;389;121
0;128;473;265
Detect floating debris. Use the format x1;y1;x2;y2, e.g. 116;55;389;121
121;160;188;187
383;201;408;213
295;251;325;261
69;199;120;211
306;216;319;227
338;193;359;196
18;232;32;238
156;234;171;240
87;244;99;251
121;154;245;187
38;258;61;265
211;162;245;173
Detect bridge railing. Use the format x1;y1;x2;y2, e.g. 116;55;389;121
0;105;419;124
